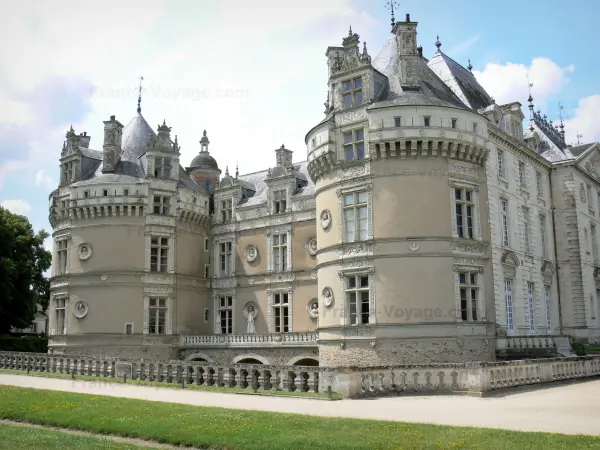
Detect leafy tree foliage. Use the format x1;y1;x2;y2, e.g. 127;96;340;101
0;206;51;333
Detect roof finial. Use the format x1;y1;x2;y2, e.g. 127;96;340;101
225;165;229;177
577;134;583;145
435;35;442;51
467;58;473;72
235;161;239;179
385;1;398;31
348;26;353;36
527;74;535;129
559;103;566;140
136;76;144;113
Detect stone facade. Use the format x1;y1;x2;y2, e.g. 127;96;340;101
47;13;598;366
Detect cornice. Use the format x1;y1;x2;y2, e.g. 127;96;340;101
488;126;551;170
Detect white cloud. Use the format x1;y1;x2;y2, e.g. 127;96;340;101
1;199;31;215
34;169;54;190
564;95;600;145
446;35;480;59
473;57;573;107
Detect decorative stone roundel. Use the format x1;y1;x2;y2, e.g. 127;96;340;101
243;301;258;319
73;300;89;319
307;298;319;319
320;210;332;230
77;242;92;261
322;287;334;308
306;237;317;256
244;245;258;263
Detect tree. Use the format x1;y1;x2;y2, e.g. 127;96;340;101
0;206;51;334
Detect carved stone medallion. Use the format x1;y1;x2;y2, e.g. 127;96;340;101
244;245;258;263
322;287;334;308
307;298;319;319
73;300;89;319
306;237;317;256
77;242;92;261
320;210;332;230
243;301;258;319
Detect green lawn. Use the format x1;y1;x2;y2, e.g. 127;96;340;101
1;385;599;449
0;368;341;399
0;422;145;449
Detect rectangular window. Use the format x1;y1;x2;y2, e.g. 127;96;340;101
273;292;290;332
148;297;167;334
588;184;594;211
273;189;287;214
204;308;209;323
536;171;542;197
592;224;598;263
57;240;68;275
394;117;401;128
125;323;133;335
154;157;172;178
272;233;288;272
540;214;547;257
342;77;363;108
221;199;232;222
424;116;431;127
544;285;551;332
505;279;514;332
500;199;509;246
451;118;457;129
204;237;209;251
527;281;535;331
473;122;478;133
218;296;233;334
219;242;233;276
153;195;170;215
518;161;526;188
84;190;90;198
497;149;505;179
150;237;169;272
55;297;66;334
343;129;365;161
346;274;370;325
204;264;210;279
459;271;479;322
103;189;108;197
522;207;530;253
343;191;368;242
455;188;475;239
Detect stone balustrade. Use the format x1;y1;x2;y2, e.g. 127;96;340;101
0;351;320;394
495;335;571;358
2;351;599;399
180;332;318;348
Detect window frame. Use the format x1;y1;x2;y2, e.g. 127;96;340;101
518;161;527;188
341;77;363;109
150;236;170;273
504;278;514;333
53;296;67;335
152;194;170;215
267;227;291;273
345;273;371;326
272;292;290;333
146;296;169;335
497;149;506;179
217;295;234;334
544;285;551;332
220;198;233;222
457;269;480;322
342;128;365;162
267;289;293;332
218;241;233;277
540;214;548;258
536;171;543;197
154;156;172;178
500;197;510;247
522;206;531;254
56;238;69;275
342;191;369;242
454;186;476;240
273;189;287;214
527;281;536;332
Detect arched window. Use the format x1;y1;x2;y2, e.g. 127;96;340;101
205;180;210;193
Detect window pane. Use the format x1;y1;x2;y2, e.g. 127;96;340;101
455;189;462;200
459;273;466;284
466;191;472;202
343;94;352;108
354;91;363;106
356;142;365;160
343;81;352;91
344;132;353;145
353;78;362;89
347;276;356;289
345;146;354;161
357;192;367;203
360;276;369;287
343;193;354;206
460;289;468;320
355;129;364;141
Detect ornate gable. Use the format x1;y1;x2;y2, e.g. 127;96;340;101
501;249;520;278
580;144;600;181
326;28;371;79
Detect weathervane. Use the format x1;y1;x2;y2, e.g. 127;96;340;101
577;134;583;145
526;74;534;131
385;1;399;30
136;76;145;113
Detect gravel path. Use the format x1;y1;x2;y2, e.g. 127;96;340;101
2;374;600;435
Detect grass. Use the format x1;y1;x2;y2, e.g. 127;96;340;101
0;422;144;449
0;368;341;399
1;385;600;449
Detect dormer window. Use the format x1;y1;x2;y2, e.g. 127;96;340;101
273;189;287;214
221;199;232;222
103;189;108;197
154;157;172;178
342;77;363;108
83;190;90;198
451;118;457;129
343;129;365;162
424;116;431;127
394;117;402;128
124;189;129;196
153;195;170;215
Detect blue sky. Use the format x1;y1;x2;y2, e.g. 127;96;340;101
1;0;598;249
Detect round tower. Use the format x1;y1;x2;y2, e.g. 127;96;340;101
306;17;495;367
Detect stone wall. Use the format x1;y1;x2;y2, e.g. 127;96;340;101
182;347;319;366
319;337;495;367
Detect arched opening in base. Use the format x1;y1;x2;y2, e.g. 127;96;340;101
235;358;264;365
189;358;208;363
292;358;319;367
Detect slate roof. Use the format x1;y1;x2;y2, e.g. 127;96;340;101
427;50;493;111
371;37;471;111
72;111;203;192
236;161;315;208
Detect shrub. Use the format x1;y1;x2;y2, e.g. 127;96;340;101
0;334;48;353
571;341;587;356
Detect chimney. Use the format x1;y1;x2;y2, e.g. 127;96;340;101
392;14;420;89
101;115;124;173
78;132;90;149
